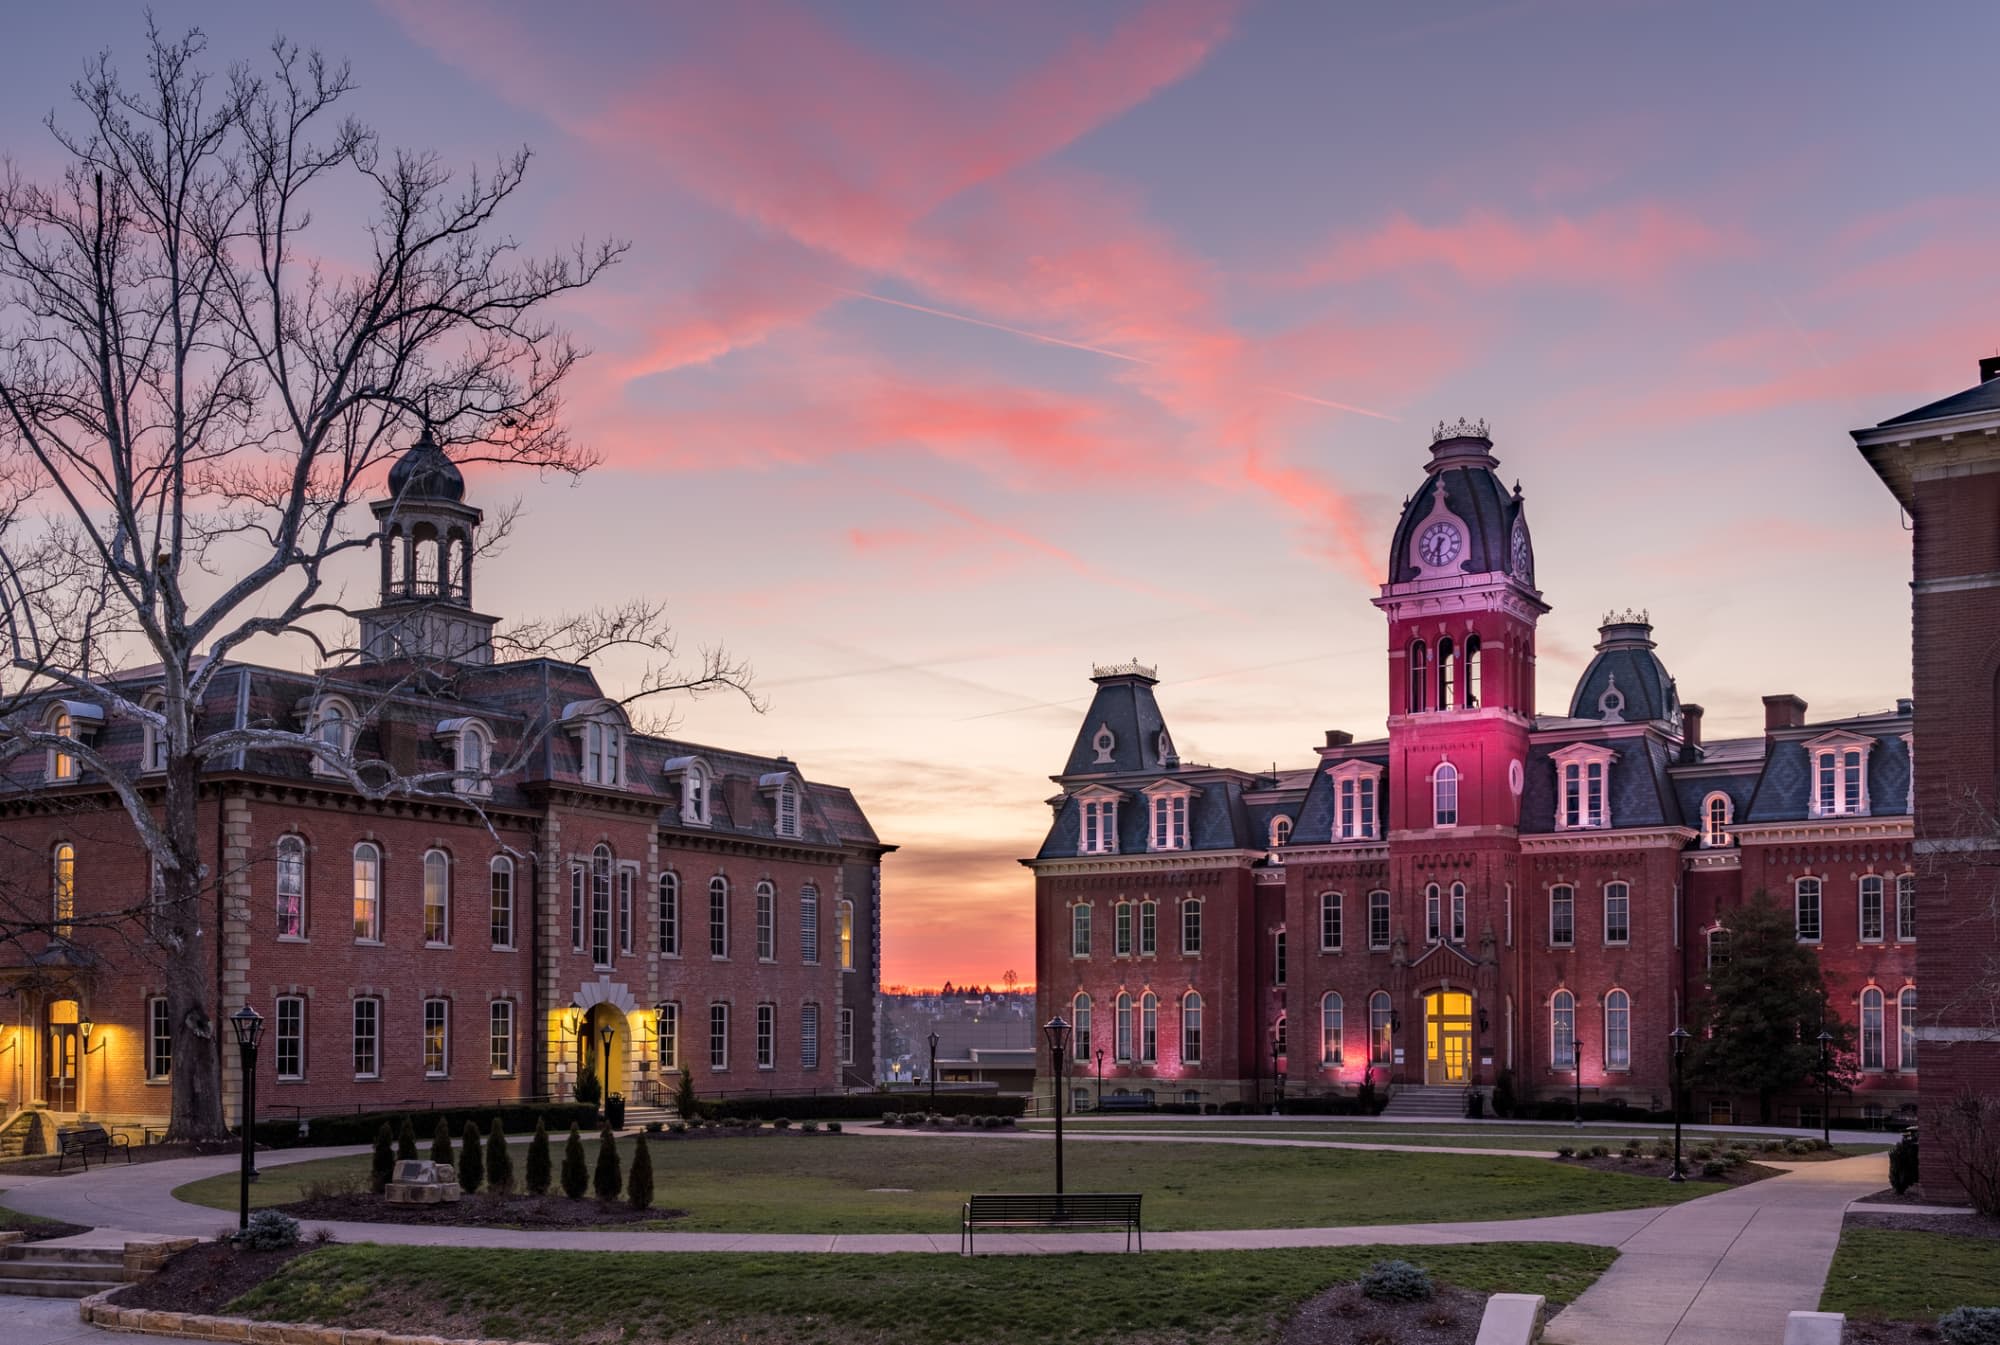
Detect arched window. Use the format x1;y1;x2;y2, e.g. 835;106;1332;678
47;705;78;782
1860;987;1885;1070
1140;992;1158;1063
352;842;381;941
1072;993;1092;1056
1319;892;1342;952
837;898;855;970
1408;640;1430;712
775;780;800;838
1425;883;1443;943
682;763;711;826
1604;989;1631;1070
755;880;776;961
140;695;167;773
1706;925;1730;968
454;721;492;797
1115;992;1133;1062
1437;637;1457;710
276;835;307;939
489;855;514;949
1464;636;1482;708
590;845;614;967
423;849;451;946
1898;987;1917;1072
1181;992;1202;1065
1321;992;1344;1065
1273;1013;1288;1059
51;842;75;937
1450;881;1468;943
583;720;623;786
312;697;357;771
708;876;730;957
1603;882;1630;945
1433;762;1459;827
1552;990;1576;1068
1369;991;1393;1064
1270;815;1292;849
1702;793;1732;848
658;872;681;955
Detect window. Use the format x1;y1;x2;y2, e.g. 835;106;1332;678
146;996;172;1081
1071;903;1092;957
1707;926;1730;969
709;877;730;957
352;843;381;942
1550;885;1574;947
453;721;492;797
1408;640;1429;712
1425;884;1442;943
1795;877;1823;943
1604;882;1630;945
838;899;855;970
276;996;305;1081
310;697;356;774
148;858;169;941
570;863;585;952
276;836;306;939
1274;930;1287;985
618;868;635;956
1139;900;1157;955
657;1003;680;1070
658;872;681;955
423;999;449;1077
1335;773;1380;840
43;704;79;781
1181;992;1202;1065
1115;901;1133;956
1080;797;1119;855
1896;874;1916;941
1811;745;1868;817
756;882;776;961
423;850;451;946
1320;892;1342;952
837;1009;854;1068
1860;987;1885;1070
582;720;623;786
756;1003;775;1069
1604;990;1630;1070
1073;993;1092;1054
1438;636;1457;709
677;761;711;826
1181;899;1202;955
1860;876;1885;943
1150;791;1189;851
490;1000;514;1076
352;998;380;1079
1115;992;1133;1062
1451;881;1468;943
141;697;167;773
801;1004;820;1069
1273;1014;1288;1059
1270;816;1292;849
775;781;800;838
1321;992;1344;1065
1702;793;1732;847
489;857;514;948
1555;746;1612;829
1552;990;1576;1069
52;842;75;937
1140;992;1158;1063
1898;987;1917;1072
1433;762;1459;827
1464;636;1482;708
1369;991;1393;1064
590;846;613;968
1368;890;1391;950
800;885;820;964
709;1003;729;1070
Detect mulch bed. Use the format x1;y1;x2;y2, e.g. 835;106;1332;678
1276;1283;1492;1345
278;1190;685;1228
1558;1154;1783;1186
1846;1209;2000;1242
1;1214;93;1242
1;1139;244;1177
1844;1319;1943;1344
651;1125;845;1140
110;1240;314;1314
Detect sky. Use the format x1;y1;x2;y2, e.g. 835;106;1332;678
4;1;1993;991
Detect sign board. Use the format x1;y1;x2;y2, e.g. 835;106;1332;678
1392;1048;1406;1065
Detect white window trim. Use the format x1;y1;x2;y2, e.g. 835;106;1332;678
1550;742;1615;830
306;695;359;778
664;756;714;827
275;835;308;942
1319;891;1342;953
1141;779;1197;853
139;694;168;774
759;771;804;839
1805;731;1873;819
489;998;516;1078
1858;874;1886;944
1549;883;1575;948
434;717;494;797
275;995;307;1082
1859;986;1885;1072
1075;786;1122;857
1700;791;1733;848
1327;760;1385;841
422;848;452;948
1603;881;1630;947
489;855;515;950
422;998;451;1078
1795;875;1824;944
1431;759;1460;829
559;699;630;788
1894;873;1916;943
1603;989;1631;1072
1071;900;1093;958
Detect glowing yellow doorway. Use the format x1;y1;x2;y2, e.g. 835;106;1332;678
1424;991;1473;1085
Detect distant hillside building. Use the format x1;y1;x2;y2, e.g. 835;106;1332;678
1031;420;1915;1121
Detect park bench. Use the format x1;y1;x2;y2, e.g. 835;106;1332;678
56;1123;131;1173
1095;1095;1151;1113
960;1192;1143;1254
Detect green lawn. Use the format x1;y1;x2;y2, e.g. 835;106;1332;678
175;1133;1719;1232
229;1242;1619;1345
1023;1119;1890;1154
1820;1226;2000;1321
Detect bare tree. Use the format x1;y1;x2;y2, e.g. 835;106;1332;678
0;26;737;1140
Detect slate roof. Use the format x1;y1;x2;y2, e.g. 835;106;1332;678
1876;375;2000;427
1568;618;1680;724
1062;669;1175;777
1386;440;1530;585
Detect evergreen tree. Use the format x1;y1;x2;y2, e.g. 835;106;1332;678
458;1119;485;1194
525;1119;552;1197
674;1067;700;1121
431;1118;456;1168
397;1117;420;1162
593;1125;623;1201
560;1124;589;1199
1689;891;1856;1122
627;1131;654;1210
486;1118;515;1196
371;1123;396;1194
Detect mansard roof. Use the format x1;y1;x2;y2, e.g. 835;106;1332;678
1568;613;1680;725
1035;771;1261;860
1386;429;1529;585
1061;663;1176;777
1521;732;1682;834
1875;372;2000;428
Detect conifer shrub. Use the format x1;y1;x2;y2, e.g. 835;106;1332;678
593;1126;623;1201
397;1117;419;1162
371;1123;396;1194
628;1132;654;1210
1939;1307;2000;1345
458;1119;484;1194
486;1117;514;1196
525;1119;552;1197
1889;1135;1919;1196
431;1118;455;1168
1360;1260;1434;1302
560;1125;589;1199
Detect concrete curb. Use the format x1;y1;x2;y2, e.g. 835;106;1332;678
79;1286;553;1345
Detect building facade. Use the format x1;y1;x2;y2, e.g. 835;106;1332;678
1;433;889;1133
1032;421;1917;1122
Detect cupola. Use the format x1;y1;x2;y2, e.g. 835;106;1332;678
356;424;498;665
1385;419;1536;588
1568;609;1681;725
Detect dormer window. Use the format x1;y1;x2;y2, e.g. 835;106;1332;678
1091;724;1116;765
1269;816;1292;850
1807;733;1871;817
140;694;167;773
308;696;358;777
45;703;84;782
758;771;803;838
663;757;714;826
561;700;629;788
1076;788;1121;856
1701;792;1732;847
1328;761;1384;840
1551;743;1615;830
1142;781;1195;852
435;718;493;797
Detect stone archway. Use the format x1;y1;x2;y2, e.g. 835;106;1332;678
570;978;638;1106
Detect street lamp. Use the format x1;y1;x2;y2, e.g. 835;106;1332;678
1095;1048;1105;1111
599;1024;615;1101
78;1015;97;1119
1270;1038;1283;1115
928;1031;940;1106
1668;1025;1692;1182
1817;1028;1834;1147
1042;1016;1072;1195
229;1004;265;1231
1574;1034;1586;1128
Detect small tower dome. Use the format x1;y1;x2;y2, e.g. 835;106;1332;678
1386;419;1535;586
1569;610;1681;724
386;425;466;502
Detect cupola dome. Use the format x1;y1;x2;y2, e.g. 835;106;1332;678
386;425;466;503
1386;419;1535;586
1568;610;1681;724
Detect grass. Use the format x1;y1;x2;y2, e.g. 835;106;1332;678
228;1241;1620;1345
1021;1118;1891;1153
1820;1225;2000;1321
175;1133;1720;1232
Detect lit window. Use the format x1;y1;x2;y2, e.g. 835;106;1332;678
1604;882;1630;946
1604;990;1630;1070
657;1003;680;1071
801;885;820;965
1072;903;1092;956
658;872;680;955
1552;990;1576;1069
1433;762;1459;827
1181;992;1202;1065
756;881;776;961
1320;892;1342;952
837;899;855;970
1368;891;1390;950
423;849;451;946
423;999;450;1077
352;998;380;1078
1451;882;1468;944
352;843;381;942
709;876;730;958
1860;876;1885;943
1860;987;1884;1070
1115;993;1133;1062
1320;992;1343;1066
490;1000;514;1076
570;863;585;951
710;1004;730;1070
756;1003;775;1069
801;1004;820;1070
1369;991;1393;1064
1896;874;1915;941
1550;885;1574;947
1181;899;1202;955
52;842;76;938
276;836;307;939
489;856;514;949
590;846;613;967
47;705;79;782
618;867;635;956
1702;793;1732;848
1795;877;1822;943
147;996;173;1081
276;996;305;1081
1898;987;1917;1072
1438;637;1457;709
1464;636;1482;708
1079;797;1120;855
1140;992;1158;1063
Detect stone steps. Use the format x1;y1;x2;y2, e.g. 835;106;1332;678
1380;1086;1470;1119
0;1245;127;1299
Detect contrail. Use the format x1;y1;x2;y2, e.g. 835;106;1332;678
826;286;1397;422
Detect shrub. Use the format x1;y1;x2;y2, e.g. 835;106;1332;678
397;1117;419;1162
457;1119;484;1195
300;1174;366;1201
1939;1306;2000;1345
1360;1259;1434;1303
1585;1145;1611;1159
430;1118;455;1168
234;1209;301;1251
802;1121;820;1133
668;1121;687;1135
773;1118;792;1130
1692;1144;1715;1160
560;1125;589;1200
1556;1145;1576;1159
628;1132;654;1211
1702;1160;1728;1178
255;1103;601;1151
485;1118;514;1196
573;1069;602;1109
1492;1068;1517;1119
827;1122;842;1134
698;1093;1025;1122
1889;1135;1920;1196
955;1114;972;1126
525;1119;552;1197
1785;1138;1815;1155
674;1069;701;1121
371;1123;395;1195
593;1127;623;1201
646;1121;664;1133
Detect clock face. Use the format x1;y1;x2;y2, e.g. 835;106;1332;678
1511;521;1533;578
1418;522;1462;568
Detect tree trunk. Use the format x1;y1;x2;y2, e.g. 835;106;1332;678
162;754;226;1142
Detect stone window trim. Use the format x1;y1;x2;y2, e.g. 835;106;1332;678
758;771;804;840
1700;792;1733;848
1602;881;1630;947
274;995;307;1083
1425;882;1443;945
1270;815;1292;850
433;717;494;798
275;834;308;942
352;842;383;944
1858;873;1887;944
1602;988;1632;1072
1894;872;1916;943
755;880;777;963
658;870;681;957
1896;985;1917;1074
1859;985;1886;1073
559;698;630;789
1319;891;1343;953
422;847;453;949
1327;760;1385;841
421;996;452;1079
1180;990;1202;1066
145;994;172;1083
1070;898;1094;959
1320;991;1344;1067
1431;759;1460;829
488;998;515;1078
1550;988;1577;1072
1794;874;1824;944
138;691;168;774
709;874;731;960
1550;742;1615;831
1549;882;1575;949
1180;896;1203;956
352;996;382;1081
1804;730;1873;819
663;755;714;827
1141;779;1197;853
488;855;515;951
1367;889;1391;951
1075;785;1122;857
303;694;359;778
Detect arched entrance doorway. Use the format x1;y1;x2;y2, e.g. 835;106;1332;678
578;1003;630;1102
1424;990;1474;1085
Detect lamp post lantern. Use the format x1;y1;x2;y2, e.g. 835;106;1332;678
229;1005;265;1231
927;1031;940;1106
1043;1016;1072;1194
1817;1028;1834;1147
1574;1034;1586;1128
1668;1025;1691;1182
1095;1048;1104;1112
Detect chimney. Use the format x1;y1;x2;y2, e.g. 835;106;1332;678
1895;697;1914;716
1981;355;2000;384
1325;729;1354;748
1762;693;1807;737
1679;703;1704;762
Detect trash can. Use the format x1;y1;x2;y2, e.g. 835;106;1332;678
1465;1091;1484;1120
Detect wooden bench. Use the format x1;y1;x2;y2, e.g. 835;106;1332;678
56;1123;131;1173
961;1193;1143;1254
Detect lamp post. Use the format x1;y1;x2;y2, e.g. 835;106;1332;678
78;1015;95;1119
927;1031;940;1106
1668;1025;1691;1182
1270;1038;1284;1115
1574;1034;1586;1128
1095;1048;1104;1111
229;1005;265;1231
1042;1016;1072;1195
599;1024;615;1101
1817;1028;1834;1147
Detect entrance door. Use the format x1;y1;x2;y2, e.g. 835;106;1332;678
1424;991;1474;1085
47;1024;79;1112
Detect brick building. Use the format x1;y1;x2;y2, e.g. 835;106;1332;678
1032;420;1916;1122
0;432;890;1133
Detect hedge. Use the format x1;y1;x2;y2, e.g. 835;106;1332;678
696;1093;1025;1122
252;1102;600;1149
